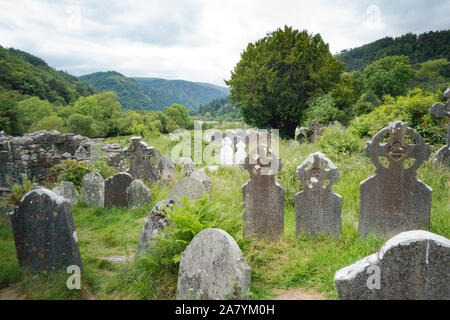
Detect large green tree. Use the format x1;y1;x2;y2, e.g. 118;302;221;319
226;26;343;138
363;55;414;99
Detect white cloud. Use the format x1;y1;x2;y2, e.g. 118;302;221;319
0;0;448;86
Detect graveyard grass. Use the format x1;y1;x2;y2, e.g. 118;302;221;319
0;128;449;300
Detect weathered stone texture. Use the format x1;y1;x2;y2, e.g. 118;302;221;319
335;230;450;300
359;121;432;237
124;137;161;182
242;145;284;239
53;181;79;205
429;87;450;166
104;172;134;208
295;153;342;236
81;171;105;207
10;188;82;272
158;155;175;181
177;228;251;300
126;179;152;209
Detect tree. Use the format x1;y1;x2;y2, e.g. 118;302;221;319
30;115;65;132
363;56;414;99
414;58;449;91
304;93;339;125
226;26;343;138
0;89;23;135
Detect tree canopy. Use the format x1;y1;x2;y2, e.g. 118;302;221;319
226;26;344;138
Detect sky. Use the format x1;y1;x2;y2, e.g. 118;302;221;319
0;0;449;86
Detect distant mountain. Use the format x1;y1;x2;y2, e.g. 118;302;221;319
335;30;450;72
79;71;230;111
0;45;95;104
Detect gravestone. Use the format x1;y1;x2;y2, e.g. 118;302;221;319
126;179;152;209
10;188;82;272
178;157;195;176
234;140;247;165
429;87;450;165
334;230;450;300
158;155;175;181
359;121;432;237
190;169;211;191
295;153;342;236
220;137;234;166
136;199;176;255
53;181;79;205
242;145;284;239
124;137;161;182
81;171;105;207
169;177;207;205
177;228;251;300
104;172;134;208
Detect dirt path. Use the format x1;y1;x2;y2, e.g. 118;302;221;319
274;288;326;300
0;285;25;300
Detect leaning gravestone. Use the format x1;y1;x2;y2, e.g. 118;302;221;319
190;169;211;191
10;188;82;272
178;157;196;176
126;179;152;209
177;228;251;300
429;87;450;166
124;137;161;182
105;172;134;208
136;199;176;255
295;152;342;236
359;121;432;237
242;145;284;239
53;181;79;205
81;171;105;207
334;230;450;300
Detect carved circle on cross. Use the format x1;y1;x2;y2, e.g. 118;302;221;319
244;144;281;177
366;121;430;173
296;152;339;189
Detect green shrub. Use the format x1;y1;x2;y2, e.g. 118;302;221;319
52;160;90;188
316;125;364;157
11;174;32;204
87;159;118;179
350;89;445;144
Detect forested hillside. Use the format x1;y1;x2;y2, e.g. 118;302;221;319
335;30;450;71
0;46;94;105
79;71;230;111
195;96;241;121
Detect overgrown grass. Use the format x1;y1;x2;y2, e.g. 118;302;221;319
0;127;448;300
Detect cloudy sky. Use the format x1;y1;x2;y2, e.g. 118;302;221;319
0;0;448;86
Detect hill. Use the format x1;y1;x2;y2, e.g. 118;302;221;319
0;45;95;105
79;71;230;111
195;96;241;121
335;30;450;72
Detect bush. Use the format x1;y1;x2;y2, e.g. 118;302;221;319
317;125;364;157
11;174;33;204
349;89;445;144
52;160;90;188
304;93;340;126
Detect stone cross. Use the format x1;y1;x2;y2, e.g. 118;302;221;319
10;188;82;273
177;228;251;300
123;137;161;182
335;230;450;300
429;87;450;165
359;121;432;237
295;152;342;236
220;136;234;166
234;140;247;165
242;145;284;239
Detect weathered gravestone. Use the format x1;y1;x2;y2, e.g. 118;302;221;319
190;169;211;191
169;177;207;205
334;230;450;300
234;140;247;165
242;145;284;239
10;188;82;272
53;181;78;205
124;137;161;182
177;228;251;300
429;87;450;166
295;152;342;236
81;171;105;207
220;137;234;166
136;198;176;255
158;155;175;181
126;179;152;209
178;157;196;176
359;121;432;237
105;172;134;208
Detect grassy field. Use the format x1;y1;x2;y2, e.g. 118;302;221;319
1;126;449;300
